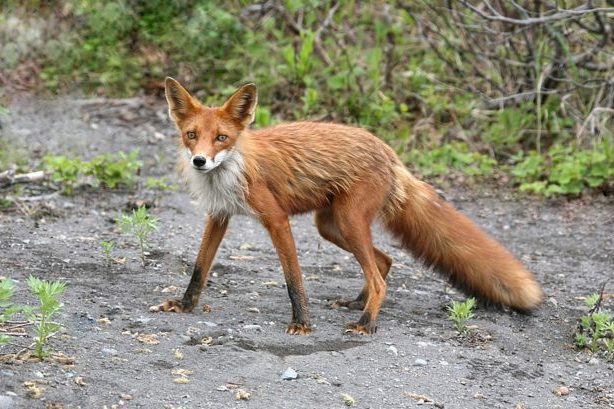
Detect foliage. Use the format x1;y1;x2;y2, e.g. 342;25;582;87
26;276;67;358
1;1;613;195
43;155;83;194
447;297;476;335
404;142;496;178
117;206;159;266
43;150;141;194
511;139;614;196
146;176;178;192
87;150;141;188
575;293;614;361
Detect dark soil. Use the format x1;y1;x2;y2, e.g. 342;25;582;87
1;97;613;409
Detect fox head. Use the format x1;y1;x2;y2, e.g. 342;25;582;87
164;77;257;173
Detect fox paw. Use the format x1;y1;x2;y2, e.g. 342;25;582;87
149;299;194;313
331;299;366;311
286;323;312;335
344;322;376;335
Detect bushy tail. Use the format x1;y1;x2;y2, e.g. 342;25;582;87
385;168;543;310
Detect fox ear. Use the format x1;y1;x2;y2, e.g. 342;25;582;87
222;83;258;126
164;77;198;121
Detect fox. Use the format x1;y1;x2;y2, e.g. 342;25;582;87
153;77;543;335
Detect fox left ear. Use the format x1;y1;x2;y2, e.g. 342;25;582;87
222;83;258;127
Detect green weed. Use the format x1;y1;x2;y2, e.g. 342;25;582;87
26;276;67;359
43;150;141;194
575;292;614;361
146;176;177;192
511;140;614;196
101;240;115;265
447;297;476;335
117;206;159;266
87;150;141;189
404;142;496;178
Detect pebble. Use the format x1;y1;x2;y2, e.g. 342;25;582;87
414;359;428;366
0;395;14;409
588;357;600;365
386;345;398;356
242;324;262;331
101;348;118;356
281;367;298;380
202;321;218;327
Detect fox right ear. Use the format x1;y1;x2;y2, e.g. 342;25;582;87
164;77;197;121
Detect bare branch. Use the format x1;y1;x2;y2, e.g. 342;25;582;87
460;1;614;26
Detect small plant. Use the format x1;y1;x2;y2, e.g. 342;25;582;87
101;240;115;265
447;297;476;335
0;279;16;346
43;155;84;195
87;150;141;188
26;276;67;359
43;150;141;194
575;291;614;361
146;176;178;192
117;206;159;266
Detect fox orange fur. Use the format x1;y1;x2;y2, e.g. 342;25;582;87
155;77;543;335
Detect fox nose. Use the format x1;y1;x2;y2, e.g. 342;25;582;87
192;155;206;168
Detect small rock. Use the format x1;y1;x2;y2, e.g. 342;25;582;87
0;395;14;409
386;345;398;356
414;359;428;366
553;386;570;396
216;385;229;391
242;324;262;331
246;307;260;313
33;371;44;379
281;367;298;380
202;321;218;327
588;357;600;365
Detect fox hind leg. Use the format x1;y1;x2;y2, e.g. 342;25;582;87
315;208;392;311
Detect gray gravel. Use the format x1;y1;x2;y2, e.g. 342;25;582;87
0;97;613;408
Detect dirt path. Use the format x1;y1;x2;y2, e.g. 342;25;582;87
1;97;613;409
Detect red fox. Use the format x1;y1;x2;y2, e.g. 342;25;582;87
153;77;543;335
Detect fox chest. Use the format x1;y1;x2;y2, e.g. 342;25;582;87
182;153;252;218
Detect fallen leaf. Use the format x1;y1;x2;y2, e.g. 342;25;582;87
97;317;112;325
173;377;190;384
24;381;45;398
137;334;159;345
229;255;255;260
74;377;87;386
161;286;178;293
341;393;356;407
172;368;193;377
235;389;251;400
202;304;212;313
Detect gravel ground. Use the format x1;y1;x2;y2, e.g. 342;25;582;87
0;97;613;409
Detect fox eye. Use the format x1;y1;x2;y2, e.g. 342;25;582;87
216;134;228;142
186;131;196;140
